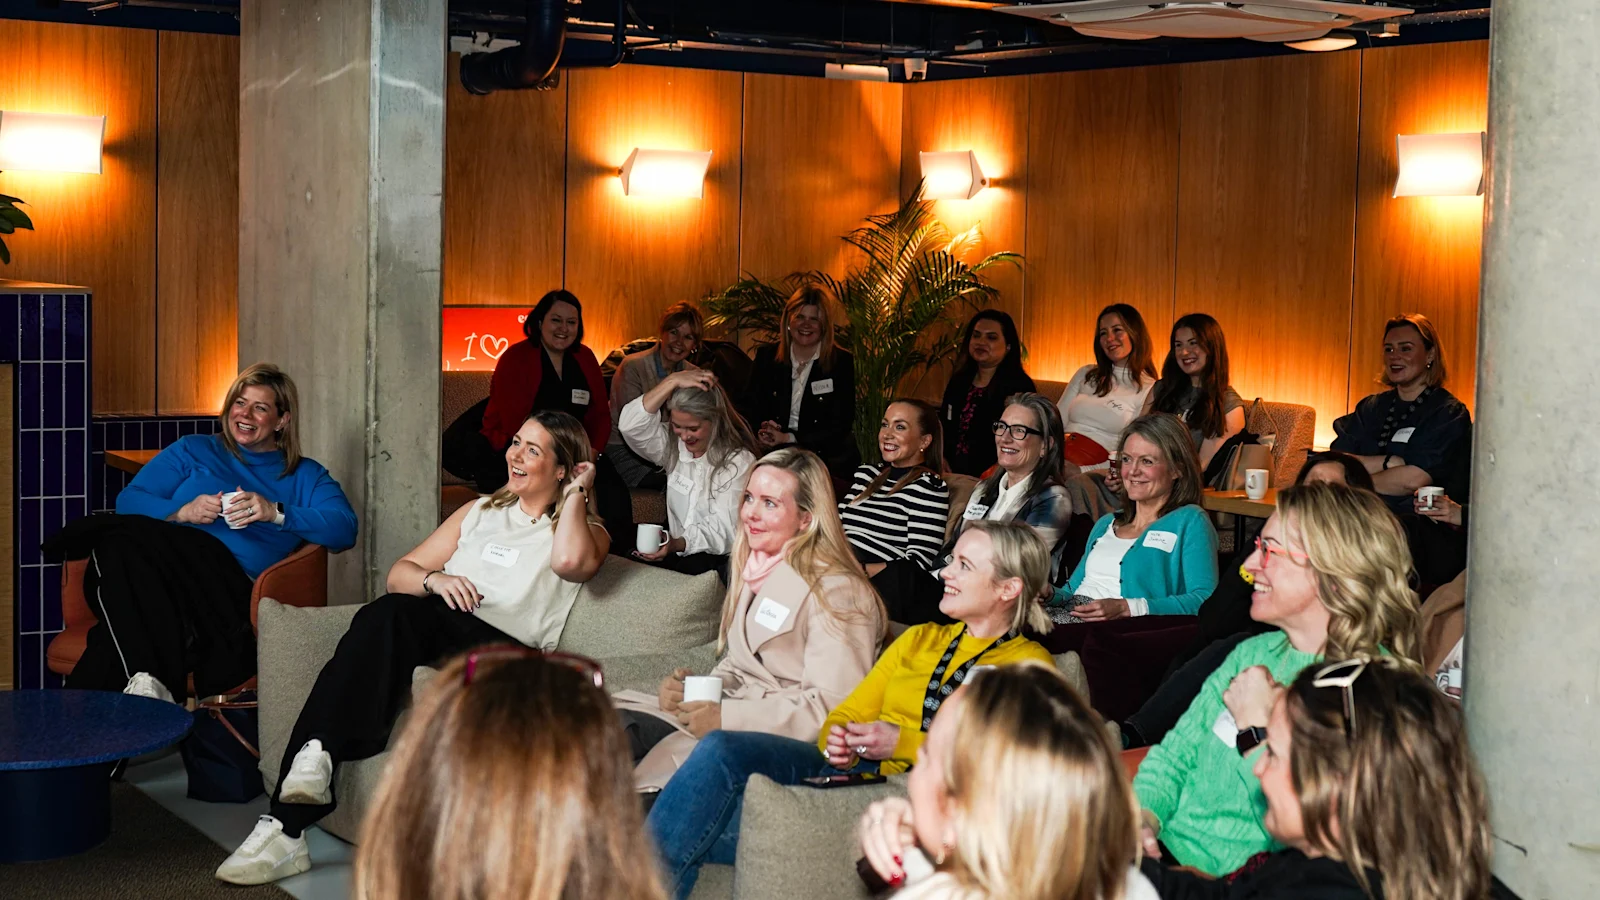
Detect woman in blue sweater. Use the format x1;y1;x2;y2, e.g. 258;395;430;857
1050;413;1217;622
75;364;356;701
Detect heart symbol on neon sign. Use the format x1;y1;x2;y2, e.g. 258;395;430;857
481;335;510;359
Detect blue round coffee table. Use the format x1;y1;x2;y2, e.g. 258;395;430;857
0;690;192;862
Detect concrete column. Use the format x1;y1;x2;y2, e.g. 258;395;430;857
239;0;445;599
1468;2;1600;896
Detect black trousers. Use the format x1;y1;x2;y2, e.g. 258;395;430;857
270;593;515;836
871;559;954;626
1122;631;1254;748
643;552;728;583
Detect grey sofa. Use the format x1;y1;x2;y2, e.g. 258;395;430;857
256;555;1087;899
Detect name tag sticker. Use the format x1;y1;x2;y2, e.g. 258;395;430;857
1143;530;1178;553
946;404;954;420
964;503;989;520
1212;708;1239;747
1391;426;1415;443
753;597;791;631
571;389;591;406
811;378;834;396
670;471;694;494
482;543;520;567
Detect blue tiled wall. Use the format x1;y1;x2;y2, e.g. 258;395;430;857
6;289;91;690
92;415;220;513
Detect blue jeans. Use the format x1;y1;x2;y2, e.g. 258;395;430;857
646;730;879;900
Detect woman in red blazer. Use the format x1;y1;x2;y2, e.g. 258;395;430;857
444;289;632;542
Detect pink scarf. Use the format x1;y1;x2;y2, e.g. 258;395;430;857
741;549;786;596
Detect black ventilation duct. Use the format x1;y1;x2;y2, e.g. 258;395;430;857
459;0;628;95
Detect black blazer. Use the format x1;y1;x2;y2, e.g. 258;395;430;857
741;344;860;477
939;366;1037;477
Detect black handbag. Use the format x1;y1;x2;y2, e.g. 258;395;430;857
179;692;265;804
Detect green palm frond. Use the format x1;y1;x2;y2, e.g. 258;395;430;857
0;189;32;265
702;180;1023;459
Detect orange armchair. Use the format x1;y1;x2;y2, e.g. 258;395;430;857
45;543;329;696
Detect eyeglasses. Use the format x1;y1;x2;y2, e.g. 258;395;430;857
462;645;605;689
1310;655;1399;737
1254;535;1310;565
991;421;1044;441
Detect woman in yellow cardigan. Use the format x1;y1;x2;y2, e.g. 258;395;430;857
646;520;1053;898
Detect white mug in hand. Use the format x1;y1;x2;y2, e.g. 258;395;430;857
1244;469;1269;501
682;676;723;704
1416;485;1445;511
636;523;670;554
221;491;248;529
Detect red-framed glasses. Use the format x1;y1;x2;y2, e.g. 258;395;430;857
462;645;605;689
1254;535;1310;565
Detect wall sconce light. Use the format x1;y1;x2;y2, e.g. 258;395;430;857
919;150;989;200
620;148;712;199
1394;132;1486;198
0;111;106;174
824;63;890;82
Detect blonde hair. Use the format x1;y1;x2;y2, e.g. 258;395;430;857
663;381;757;491
1285;661;1492;900
486;411;597;524
719;447;883;652
355;651;667;900
1381;313;1447;389
937;662;1137;900
1275;483;1420;666
960;520;1054;634
218;363;301;476
1112;413;1203;526
775;283;838;372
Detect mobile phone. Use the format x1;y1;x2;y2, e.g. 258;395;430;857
800;772;887;789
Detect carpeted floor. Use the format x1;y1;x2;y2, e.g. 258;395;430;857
2;781;292;899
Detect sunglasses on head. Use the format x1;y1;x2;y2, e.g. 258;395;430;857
462;645;605;689
1310;655;1400;738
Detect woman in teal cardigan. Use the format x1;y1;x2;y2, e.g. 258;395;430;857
1050;413;1218;622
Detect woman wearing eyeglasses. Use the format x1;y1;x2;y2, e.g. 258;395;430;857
216;411;611;886
354;649;668;900
876;393;1072;625
1131;482;1419;877
1141;658;1497;900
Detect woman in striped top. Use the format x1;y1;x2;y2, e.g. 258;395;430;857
839;400;951;598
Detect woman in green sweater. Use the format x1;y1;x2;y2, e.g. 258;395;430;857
1132;482;1419;876
1051;413;1218;622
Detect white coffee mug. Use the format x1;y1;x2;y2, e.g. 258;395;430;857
682;675;723;705
1244;469;1269;501
1416;485;1445;511
636;523;669;555
220;491;248;529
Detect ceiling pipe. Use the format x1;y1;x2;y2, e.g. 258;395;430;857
459;0;627;95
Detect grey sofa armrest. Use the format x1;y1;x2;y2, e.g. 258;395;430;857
733;774;907;899
600;643;721;695
256;598;363;791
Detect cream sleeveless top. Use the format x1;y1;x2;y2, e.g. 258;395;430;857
441;500;583;650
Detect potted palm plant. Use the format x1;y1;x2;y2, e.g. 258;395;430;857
704;183;1020;461
0;191;33;263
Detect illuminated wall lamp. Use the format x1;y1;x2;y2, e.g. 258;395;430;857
0;111;105;174
1394;132;1485;198
919;150;988;200
620;148;712;199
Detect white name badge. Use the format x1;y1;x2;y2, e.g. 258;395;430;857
753;597;791;631
1212;708;1239;747
1391;426;1415;443
945;404;954;420
1143;530;1178;553
811;378;834;396
571;388;592;406
964;503;989;520
670;471;694;494
481;542;520;567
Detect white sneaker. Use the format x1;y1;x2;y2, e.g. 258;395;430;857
215;815;310;885
122;672;175;703
277;739;333;806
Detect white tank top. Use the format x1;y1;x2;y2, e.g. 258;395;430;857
441;500;583;650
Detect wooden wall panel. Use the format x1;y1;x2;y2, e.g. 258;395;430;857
900;75;1028;326
741;74;901;283
1024;66;1179;383
157;31;239;414
443;53;567;307
1175;53;1361;447
1351;42;1488;414
564;67;743;357
0;21;157;414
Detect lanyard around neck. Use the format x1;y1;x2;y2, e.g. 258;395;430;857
920;627;1016;732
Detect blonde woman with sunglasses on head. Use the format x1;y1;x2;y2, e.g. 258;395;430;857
1142;657;1505;900
1132;482;1420;877
355;648;666;900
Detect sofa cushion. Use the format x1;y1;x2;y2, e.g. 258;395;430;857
734;774;906;899
558;557;723;659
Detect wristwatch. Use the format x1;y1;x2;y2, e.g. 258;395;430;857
1236;726;1267;756
272;501;286;527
